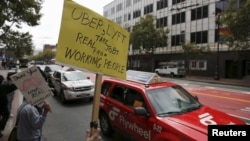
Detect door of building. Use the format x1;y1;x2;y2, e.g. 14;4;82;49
246;61;250;76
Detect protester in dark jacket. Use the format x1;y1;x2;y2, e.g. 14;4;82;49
0;75;17;137
3;73;16;117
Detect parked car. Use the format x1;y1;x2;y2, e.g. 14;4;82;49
33;64;46;72
7;61;16;69
34;60;45;65
44;64;63;87
51;69;95;103
155;61;186;77
99;70;246;141
19;58;29;68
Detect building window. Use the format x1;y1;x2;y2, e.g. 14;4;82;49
133;0;141;4
157;0;168;10
171;34;185;46
128;13;131;20
133;10;141;19
111;7;115;14
172;0;185;5
190;31;208;44
126;0;131;7
191;5;208;21
116;3;123;12
116;16;122;24
172;12;185;25
127;27;131;32
156;16;168;28
190;60;207;70
144;4;153;15
124;14;128;22
215;0;230;14
104;11;108;17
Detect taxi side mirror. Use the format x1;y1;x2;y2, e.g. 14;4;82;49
134;107;150;117
193;95;199;101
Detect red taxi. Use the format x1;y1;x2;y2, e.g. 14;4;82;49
99;70;246;141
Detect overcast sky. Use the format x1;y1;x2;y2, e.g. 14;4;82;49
22;0;113;51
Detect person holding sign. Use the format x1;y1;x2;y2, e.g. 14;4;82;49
16;98;51;141
86;128;102;141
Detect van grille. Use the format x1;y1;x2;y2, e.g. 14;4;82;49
74;86;92;91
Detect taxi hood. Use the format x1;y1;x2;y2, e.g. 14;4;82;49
160;106;245;134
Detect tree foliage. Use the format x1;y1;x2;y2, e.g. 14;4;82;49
0;0;43;57
181;42;210;75
220;0;250;50
29;49;56;61
130;14;169;53
1;31;34;58
181;42;210;59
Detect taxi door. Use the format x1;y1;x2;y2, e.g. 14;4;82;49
101;84;132;132
119;88;158;141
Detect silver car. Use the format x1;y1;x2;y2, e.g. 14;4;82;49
51;69;95;103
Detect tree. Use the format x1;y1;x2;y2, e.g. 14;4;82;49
29;50;56;62
130;14;169;71
130;14;169;53
1;31;34;58
42;49;56;62
181;42;210;76
0;0;43;57
220;0;250;50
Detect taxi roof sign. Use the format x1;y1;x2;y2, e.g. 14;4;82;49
126;70;164;84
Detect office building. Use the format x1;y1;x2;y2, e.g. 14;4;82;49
103;0;250;79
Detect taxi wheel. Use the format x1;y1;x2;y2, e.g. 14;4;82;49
99;112;113;137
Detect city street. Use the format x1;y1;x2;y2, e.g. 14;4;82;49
0;69;250;141
164;77;250;122
42;72;250;141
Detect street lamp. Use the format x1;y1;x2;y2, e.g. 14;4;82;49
214;13;220;80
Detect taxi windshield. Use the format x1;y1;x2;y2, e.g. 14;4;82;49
146;85;201;117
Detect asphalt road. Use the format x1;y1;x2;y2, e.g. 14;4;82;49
42;96;127;141
41;76;250;141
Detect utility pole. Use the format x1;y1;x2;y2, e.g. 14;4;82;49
214;13;220;80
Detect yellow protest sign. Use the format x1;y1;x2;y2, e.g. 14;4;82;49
56;0;130;79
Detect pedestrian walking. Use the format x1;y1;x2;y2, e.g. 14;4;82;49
0;75;17;137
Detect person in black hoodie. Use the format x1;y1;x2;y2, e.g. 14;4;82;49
0;75;17;137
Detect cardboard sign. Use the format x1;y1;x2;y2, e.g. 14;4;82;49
56;0;130;80
10;66;53;105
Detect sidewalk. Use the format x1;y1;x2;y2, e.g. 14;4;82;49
182;75;250;87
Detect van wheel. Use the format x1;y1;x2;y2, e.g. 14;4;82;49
170;73;175;78
99;111;113;137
